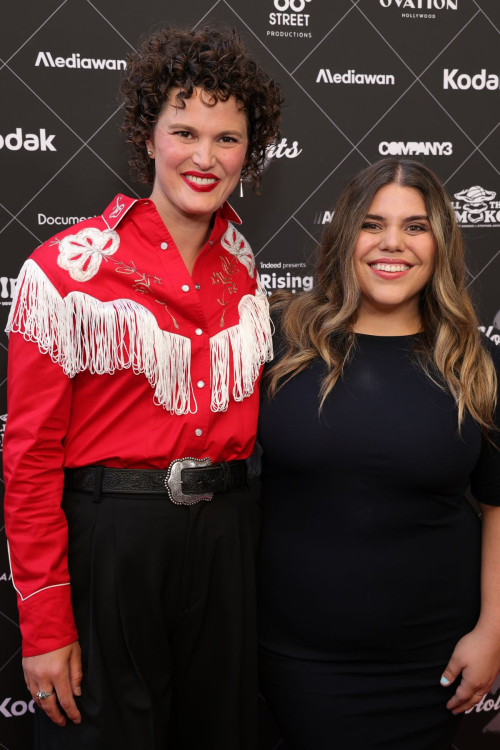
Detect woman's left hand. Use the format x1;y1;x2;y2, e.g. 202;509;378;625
441;626;500;714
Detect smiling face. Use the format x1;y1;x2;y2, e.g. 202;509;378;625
353;183;437;326
146;87;249;223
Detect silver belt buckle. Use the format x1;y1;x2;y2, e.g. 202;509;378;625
165;457;213;505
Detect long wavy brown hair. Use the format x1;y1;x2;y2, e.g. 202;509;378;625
267;158;497;435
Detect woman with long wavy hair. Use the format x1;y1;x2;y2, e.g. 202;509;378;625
257;158;500;749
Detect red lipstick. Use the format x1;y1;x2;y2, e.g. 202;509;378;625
181;171;221;193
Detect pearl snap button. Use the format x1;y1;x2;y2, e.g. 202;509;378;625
197;380;205;388
195;429;202;437
160;242;168;250
195;328;203;336
181;284;190;292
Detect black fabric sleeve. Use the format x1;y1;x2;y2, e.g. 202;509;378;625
470;336;500;506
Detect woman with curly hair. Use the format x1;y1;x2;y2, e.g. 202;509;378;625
3;24;282;750
257;158;500;749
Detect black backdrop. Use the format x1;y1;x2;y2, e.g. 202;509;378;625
1;1;500;748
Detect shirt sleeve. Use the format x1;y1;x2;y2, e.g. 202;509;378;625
470;339;500;507
3;332;78;656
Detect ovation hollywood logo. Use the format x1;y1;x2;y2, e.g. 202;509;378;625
452;186;500;227
36;51;126;70
380;0;457;18
268;0;312;39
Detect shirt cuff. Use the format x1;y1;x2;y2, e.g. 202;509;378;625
19;584;78;657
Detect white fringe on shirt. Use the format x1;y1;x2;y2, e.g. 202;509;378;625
6;259;272;415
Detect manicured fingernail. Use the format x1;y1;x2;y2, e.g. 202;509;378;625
441;676;450;686
74;687;82;696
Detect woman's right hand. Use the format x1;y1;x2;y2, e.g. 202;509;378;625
23;641;82;726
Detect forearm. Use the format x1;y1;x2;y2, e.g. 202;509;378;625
477;503;500;639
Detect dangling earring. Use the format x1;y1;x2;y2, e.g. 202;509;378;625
147;150;153;156
239;177;244;198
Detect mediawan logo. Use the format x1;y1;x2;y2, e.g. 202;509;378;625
317;70;395;85
452;186;500;227
314;210;334;225
379;141;452;156
268;0;312;39
35;51;126;70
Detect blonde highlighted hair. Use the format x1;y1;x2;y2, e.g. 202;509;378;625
267;158;497;435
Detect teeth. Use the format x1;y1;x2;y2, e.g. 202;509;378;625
185;175;219;185
371;263;410;272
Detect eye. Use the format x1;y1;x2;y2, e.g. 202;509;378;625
362;222;381;231
219;136;239;144
173;130;193;139
407;224;426;233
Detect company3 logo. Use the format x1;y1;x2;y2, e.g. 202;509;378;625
0;697;35;718
452;186;500;227
273;0;311;10
379;141;452;156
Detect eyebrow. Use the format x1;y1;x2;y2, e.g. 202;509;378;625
365;213;430;222
167;122;245;138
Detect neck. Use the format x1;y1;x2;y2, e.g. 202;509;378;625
150;192;213;275
353;299;422;336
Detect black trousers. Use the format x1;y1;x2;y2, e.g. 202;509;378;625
35;483;260;750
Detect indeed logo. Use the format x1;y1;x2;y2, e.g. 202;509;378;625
444;69;500;90
0;128;56;151
379;141;452;156
35;51;126;70
380;0;457;8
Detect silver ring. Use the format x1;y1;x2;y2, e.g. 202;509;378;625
36;690;54;700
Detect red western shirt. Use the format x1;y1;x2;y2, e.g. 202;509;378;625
3;194;272;656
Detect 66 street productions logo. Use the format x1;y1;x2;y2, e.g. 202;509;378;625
268;0;313;39
452;186;500;227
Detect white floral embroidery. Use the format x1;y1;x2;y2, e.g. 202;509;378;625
56;228;120;282
221;223;255;278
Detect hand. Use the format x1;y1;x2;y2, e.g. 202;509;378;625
23;641;82;726
441;627;500;714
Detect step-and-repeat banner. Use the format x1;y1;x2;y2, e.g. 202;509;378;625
1;1;499;747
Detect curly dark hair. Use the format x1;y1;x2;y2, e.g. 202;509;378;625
120;24;283;190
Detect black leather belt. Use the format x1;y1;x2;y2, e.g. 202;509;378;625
64;458;247;506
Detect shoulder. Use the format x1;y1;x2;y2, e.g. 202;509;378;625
26;195;136;292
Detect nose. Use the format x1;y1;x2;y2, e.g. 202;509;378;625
192;139;216;171
378;225;405;253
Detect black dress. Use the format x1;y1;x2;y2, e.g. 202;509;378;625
257;333;500;750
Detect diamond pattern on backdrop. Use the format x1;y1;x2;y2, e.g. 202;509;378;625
0;2;499;749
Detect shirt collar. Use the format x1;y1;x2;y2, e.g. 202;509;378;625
102;194;242;232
